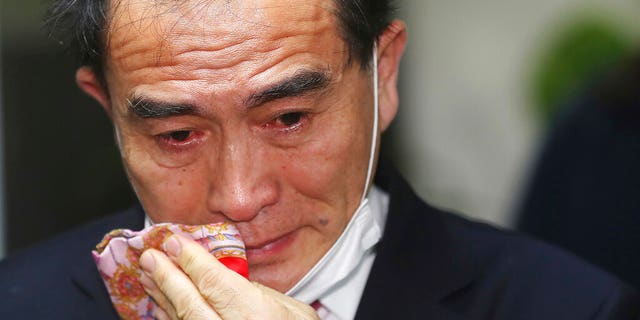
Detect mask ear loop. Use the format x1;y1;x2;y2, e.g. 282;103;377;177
360;43;379;203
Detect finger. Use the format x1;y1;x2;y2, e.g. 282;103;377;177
140;249;222;320
139;271;178;320
153;305;172;320
163;234;271;318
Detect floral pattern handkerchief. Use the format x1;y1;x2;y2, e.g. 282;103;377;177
92;222;248;319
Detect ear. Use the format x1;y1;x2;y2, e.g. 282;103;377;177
375;19;407;132
76;66;112;117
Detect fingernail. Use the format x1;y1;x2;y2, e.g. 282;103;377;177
139;251;156;273
139;271;154;289
163;235;182;258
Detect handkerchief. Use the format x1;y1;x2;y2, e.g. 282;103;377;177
92;222;248;320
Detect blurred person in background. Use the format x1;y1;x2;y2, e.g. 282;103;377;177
518;51;640;289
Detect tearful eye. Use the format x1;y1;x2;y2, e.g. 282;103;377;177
162;130;193;142
154;129;204;163
277;112;303;127
263;111;309;134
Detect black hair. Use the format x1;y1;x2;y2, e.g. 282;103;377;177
45;0;395;86
333;0;396;67
46;0;109;85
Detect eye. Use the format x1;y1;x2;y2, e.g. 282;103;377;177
277;112;304;127
158;130;196;145
167;130;192;141
264;111;310;134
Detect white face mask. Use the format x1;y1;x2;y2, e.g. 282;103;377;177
361;43;380;202
285;44;381;301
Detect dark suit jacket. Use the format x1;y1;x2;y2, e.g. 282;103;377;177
1;164;638;319
518;54;640;289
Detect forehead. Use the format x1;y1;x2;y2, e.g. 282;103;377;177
105;0;343;84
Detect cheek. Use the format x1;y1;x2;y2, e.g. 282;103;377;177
281;106;370;212
120;138;210;222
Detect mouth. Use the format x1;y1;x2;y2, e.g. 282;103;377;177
244;230;298;263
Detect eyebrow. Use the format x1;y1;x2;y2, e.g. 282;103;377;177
126;69;330;119
245;69;331;108
126;97;199;119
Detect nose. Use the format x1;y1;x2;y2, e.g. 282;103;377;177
207;135;279;222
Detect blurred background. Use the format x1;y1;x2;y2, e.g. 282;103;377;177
1;0;639;285
392;0;639;226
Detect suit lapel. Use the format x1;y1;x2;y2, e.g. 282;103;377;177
70;253;122;319
69;206;146;319
355;161;477;319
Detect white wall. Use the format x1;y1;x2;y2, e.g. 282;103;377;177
395;0;640;227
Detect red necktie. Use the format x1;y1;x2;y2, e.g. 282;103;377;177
311;300;322;311
311;300;332;319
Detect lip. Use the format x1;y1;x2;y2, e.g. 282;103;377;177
245;230;298;262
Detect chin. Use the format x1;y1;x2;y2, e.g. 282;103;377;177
248;263;303;292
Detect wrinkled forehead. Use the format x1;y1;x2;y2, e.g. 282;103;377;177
105;0;339;66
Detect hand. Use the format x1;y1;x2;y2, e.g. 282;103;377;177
138;234;320;320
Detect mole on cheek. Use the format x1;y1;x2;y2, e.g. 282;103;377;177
319;218;329;226
178;181;183;186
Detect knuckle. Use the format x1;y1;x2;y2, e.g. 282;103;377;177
173;293;202;319
180;249;200;272
219;288;241;308
175;292;193;309
198;272;243;310
153;268;170;289
196;269;227;296
208;285;241;309
176;306;195;320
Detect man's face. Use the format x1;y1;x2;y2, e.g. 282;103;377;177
82;0;401;292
